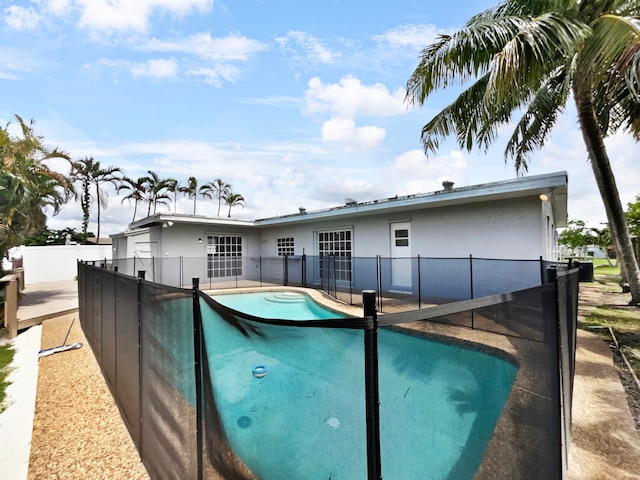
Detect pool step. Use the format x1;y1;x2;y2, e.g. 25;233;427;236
264;292;307;304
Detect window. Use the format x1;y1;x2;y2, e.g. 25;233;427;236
318;229;352;281
394;229;409;247
206;235;243;278
277;237;295;256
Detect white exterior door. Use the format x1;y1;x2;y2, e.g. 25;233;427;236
391;222;411;288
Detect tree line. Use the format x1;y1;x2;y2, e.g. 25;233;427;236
0;115;245;265
559;194;640;267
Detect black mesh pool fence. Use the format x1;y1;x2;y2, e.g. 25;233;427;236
77;260;579;480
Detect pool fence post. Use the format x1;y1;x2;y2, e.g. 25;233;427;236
302;252;306;287
363;290;382;480
283;254;289;286
539;256;544;285
417;255;421;309
469;254;474;329
192;278;204;480
136;275;143;456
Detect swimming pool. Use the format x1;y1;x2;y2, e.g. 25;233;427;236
204;290;517;479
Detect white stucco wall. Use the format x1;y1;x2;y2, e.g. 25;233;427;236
17;244;113;284
259;196;545;260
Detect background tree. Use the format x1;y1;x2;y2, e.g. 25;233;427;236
179;176;199;215
117;176;148;223
590;226;616;267
223;192;245;218
167;179;180;214
142;171;173;215
211;178;231;218
559;220;594;256
406;0;640;304
69;157;91;243
23;227;86;246
0;115;74;267
71;157;121;243
626;194;640;237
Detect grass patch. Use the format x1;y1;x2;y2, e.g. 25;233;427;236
591;258;621;276
0;343;15;414
580;280;640;397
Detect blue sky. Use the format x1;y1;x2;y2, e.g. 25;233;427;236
2;0;639;237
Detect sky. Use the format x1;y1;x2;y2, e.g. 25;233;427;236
2;0;639;238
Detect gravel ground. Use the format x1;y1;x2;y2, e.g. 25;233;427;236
28;313;149;480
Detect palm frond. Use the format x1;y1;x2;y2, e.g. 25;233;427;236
407;13;529;105
489;13;589;103
505;68;571;172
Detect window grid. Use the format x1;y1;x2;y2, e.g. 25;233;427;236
318;230;352;281
277;237;295;256
207;235;243;278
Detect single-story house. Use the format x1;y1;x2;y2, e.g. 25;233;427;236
111;171;568;297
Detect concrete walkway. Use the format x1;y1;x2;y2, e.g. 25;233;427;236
0;280;78;480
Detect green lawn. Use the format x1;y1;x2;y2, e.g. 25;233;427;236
579;275;640;408
591;257;621;277
0;343;15;414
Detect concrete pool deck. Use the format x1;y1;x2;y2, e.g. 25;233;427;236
0;280;638;478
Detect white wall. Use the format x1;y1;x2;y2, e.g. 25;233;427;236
259;197;545;260
17;244;113;284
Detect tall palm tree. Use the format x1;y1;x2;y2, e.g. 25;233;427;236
224;192;245;218
117;176;148;223
179;176;199;215
166;179;180;213
70;157;121;243
142;170;173;215
0;115;74;262
210;178;231;217
406;0;640;304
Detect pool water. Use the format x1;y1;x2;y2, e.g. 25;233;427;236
204;290;517;479
212;290;343;319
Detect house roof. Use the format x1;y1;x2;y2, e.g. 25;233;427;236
255;171;568;228
114;171;568;235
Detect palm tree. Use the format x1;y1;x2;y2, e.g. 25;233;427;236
0;115;74;262
70;157;121;243
224;192;245;218
117;176;148;223
142;171;173;215
406;0;640;305
166;179;180;213
179;176;199;215
210;178;231;217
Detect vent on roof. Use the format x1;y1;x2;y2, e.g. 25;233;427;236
299;207;306;214
442;181;454;192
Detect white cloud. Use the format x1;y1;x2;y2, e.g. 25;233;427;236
275;30;340;65
75;0;212;33
321;118;386;152
186;65;240;87
142;33;268;61
130;58;178;78
97;57;179;80
304;75;406;118
44;0;73;17
392;149;470;193
372;23;447;51
4;5;40;30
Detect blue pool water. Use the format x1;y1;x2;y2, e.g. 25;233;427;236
204;290;517;479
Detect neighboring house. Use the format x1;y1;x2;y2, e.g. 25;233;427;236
111;172;568;296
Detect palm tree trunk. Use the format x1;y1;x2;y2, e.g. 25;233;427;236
95;184;101;243
573;85;640;305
